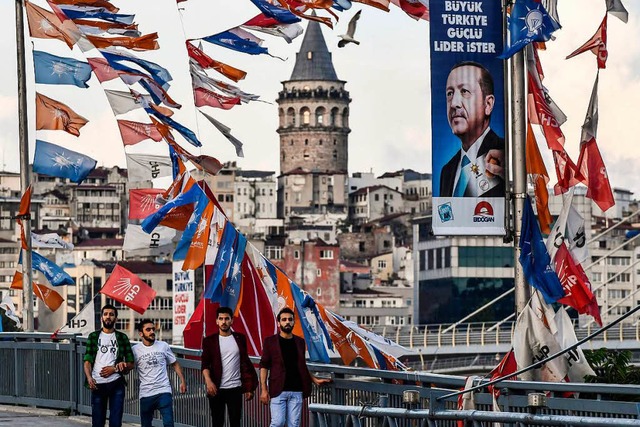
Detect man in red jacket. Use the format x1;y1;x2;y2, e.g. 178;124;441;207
259;307;331;427
201;306;258;427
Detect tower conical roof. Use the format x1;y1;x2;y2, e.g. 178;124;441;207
289;19;339;81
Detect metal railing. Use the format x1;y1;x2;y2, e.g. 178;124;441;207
369;321;640;352
1;333;640;427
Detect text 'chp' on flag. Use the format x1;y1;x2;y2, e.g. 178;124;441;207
100;264;156;314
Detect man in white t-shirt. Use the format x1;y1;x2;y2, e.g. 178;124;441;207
133;319;186;427
83;304;135;427
201;306;258;427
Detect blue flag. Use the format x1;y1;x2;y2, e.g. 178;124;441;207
204;222;238;301
519;197;565;303
249;0;301;23
499;0;561;59
332;0;352;11
145;106;202;148
32;251;75;286
203;31;269;56
33;140;96;184
221;233;247;312
101;50;172;89
33;51;92;88
173;189;212;261
141;184;202;233
57;7;135;25
289;282;331;363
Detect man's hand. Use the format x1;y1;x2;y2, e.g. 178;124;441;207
205;379;217;396
484;149;504;180
87;377;97;391
99;365;117;378
312;376;332;386
259;389;270;405
244;391;254;401
179;382;187;394
116;362;128;373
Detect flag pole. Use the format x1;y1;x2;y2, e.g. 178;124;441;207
15;0;35;332
509;27;530;314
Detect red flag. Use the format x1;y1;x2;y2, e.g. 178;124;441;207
100;264;157;314
88;58;121;83
487;349;518;399
35;92;88;137
194;87;241;110
577;138;614;212
390;0;429;20
25;1;80;49
554;244;602;326
186;43;247;82
527;72;565;151
552;150;583;195
117;120;163;146
566;15;608;69
48;0;120;12
129;188;165;220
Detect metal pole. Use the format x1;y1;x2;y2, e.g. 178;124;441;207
15;0;34;332
510;47;529;316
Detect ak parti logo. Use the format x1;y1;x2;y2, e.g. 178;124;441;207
473;201;495;223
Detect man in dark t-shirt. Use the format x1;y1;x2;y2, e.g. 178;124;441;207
259;308;331;427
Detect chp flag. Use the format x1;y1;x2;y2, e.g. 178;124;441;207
430;0;506;236
55;299;95;336
100;264;156;314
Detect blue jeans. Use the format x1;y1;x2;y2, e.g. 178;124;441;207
140;392;174;427
91;378;125;427
270;391;303;427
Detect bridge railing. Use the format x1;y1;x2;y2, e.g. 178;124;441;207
1;332;640;427
369;321;640;350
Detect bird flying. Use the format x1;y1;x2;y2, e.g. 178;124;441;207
338;10;361;48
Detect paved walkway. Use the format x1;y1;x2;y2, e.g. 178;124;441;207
0;405;136;426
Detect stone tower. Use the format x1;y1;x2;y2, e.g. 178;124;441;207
276;19;351;220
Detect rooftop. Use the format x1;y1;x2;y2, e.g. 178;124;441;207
289;17;339;82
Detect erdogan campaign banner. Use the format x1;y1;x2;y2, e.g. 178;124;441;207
430;0;506;235
172;262;195;345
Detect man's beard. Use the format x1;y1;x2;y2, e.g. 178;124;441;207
144;334;155;343
102;319;115;329
279;324;293;333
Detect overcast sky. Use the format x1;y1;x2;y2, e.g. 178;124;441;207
1;0;639;195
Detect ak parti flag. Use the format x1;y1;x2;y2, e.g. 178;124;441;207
86;32;160;51
101;264;157;314
36;92;88;136
566;14;608;69
26;1;80;49
525;123;552;234
34;283;64;312
17;184;32;219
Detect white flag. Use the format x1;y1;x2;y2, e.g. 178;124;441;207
606;0;628;23
104;89;148;116
0;295;21;327
126;153;173;182
546;188;574;261
123;223;175;253
566;205;588;264
342;319;411;357
242;23;303;44
513;306;568;382
58;301;95;336
200;111;244;158
554;307;596;382
32;232;74;250
530;290;558;335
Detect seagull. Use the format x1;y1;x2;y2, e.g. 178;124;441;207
338;10;362;48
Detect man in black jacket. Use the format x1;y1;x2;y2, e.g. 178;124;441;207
440;61;505;198
201;306;258;427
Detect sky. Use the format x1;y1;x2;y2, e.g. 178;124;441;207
1;1;640;195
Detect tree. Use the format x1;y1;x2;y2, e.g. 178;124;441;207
584;348;640;401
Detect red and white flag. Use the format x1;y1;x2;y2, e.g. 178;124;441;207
566;14;608;69
129;188;165;220
100;264;157;314
117;120;163;146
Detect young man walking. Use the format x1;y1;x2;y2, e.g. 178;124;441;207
133;319;187;427
259;307;331;427
83;304;135;427
201;306;258;427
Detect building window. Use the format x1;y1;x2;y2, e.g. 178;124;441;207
316;269;321;277
316;287;322;296
359;242;365;252
265;246;283;260
377;260;387;269
419;250;426;271
302;109;310;125
320;250;334;259
294;250;300;259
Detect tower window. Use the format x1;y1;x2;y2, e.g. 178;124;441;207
333;150;337;159
302;108;310;125
333;139;337;145
290;139;294;145
305;139;309;145
307;52;313;60
319;139;323;145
